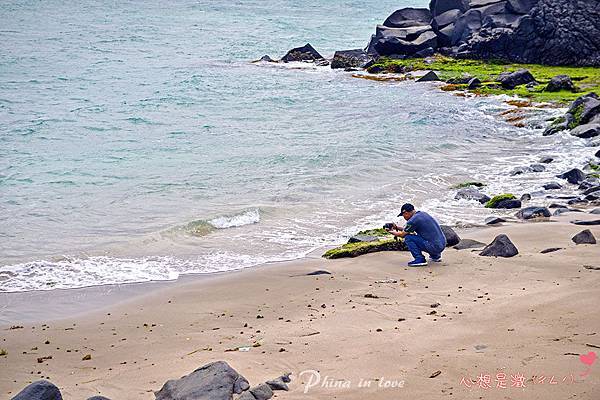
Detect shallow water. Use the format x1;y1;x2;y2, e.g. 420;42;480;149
0;0;593;292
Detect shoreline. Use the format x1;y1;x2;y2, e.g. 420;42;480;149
1;212;599;399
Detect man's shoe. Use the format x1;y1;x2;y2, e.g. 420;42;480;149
408;259;428;267
430;256;442;263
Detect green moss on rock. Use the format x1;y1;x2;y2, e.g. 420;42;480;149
323;238;406;259
356;228;393;237
452;181;486;188
551;116;566;126
485;194;516;208
569;103;585;128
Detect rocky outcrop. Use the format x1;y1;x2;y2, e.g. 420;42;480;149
479;234;519;257
366;0;600;66
281;43;324;62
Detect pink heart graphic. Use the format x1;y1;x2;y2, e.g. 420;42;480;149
580;351;597;366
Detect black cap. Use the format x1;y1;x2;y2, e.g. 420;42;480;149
398;203;415;217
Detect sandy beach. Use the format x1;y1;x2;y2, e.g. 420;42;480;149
1;213;599;399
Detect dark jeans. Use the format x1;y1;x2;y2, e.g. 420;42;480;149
404;235;442;262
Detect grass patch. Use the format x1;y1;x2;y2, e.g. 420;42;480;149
485;193;516;208
367;55;600;104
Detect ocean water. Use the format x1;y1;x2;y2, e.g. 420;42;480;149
0;0;593;292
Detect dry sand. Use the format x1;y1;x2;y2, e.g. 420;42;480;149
1;213;600;399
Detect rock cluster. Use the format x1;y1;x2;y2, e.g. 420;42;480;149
11;362;291;400
366;0;600;66
544;93;600;138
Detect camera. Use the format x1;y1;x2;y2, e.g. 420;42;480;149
383;222;395;231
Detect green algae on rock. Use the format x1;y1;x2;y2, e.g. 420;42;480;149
485;194;516;208
451;181;486;189
323;237;406;259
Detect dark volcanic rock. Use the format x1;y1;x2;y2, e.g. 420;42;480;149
570;123;600;139
266;377;289;391
539;156;554;164
497;69;535;89
520;193;531;201
331;49;373;69
529;163;546;172
258;55;275;62
455;187;491;204
479;234;519;257
571;219;600;226
467;77;481;89
591;208;600;214
453;238;486;250
431;0;470;17
369;0;600;65
416;70;441;82
384;7;432;28
515;206;551;219
506;0;537;14
485;216;507;225
155;361;249;400
441;225;461;246
557;168;586;184
250;383;274;400
572;229;597;244
543;182;562;190
374;29;438;56
545;75;576;92
12;381;62;400
540;247;562;254
281;43;324;62
496;199;522;209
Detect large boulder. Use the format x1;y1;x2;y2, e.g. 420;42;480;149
155;361;249;400
515;206;551;219
11;380;62;400
497;69;536;89
545;75;576;92
431;0;470;17
451;9;483;45
572;229;597;244
383;8;433;28
545;93;600;135
506;0;538;14
479;234;519;257
331;49;373;69
281;43;324;62
570;123;600;139
249;383;274;400
441;225;461;246
374;29;438;56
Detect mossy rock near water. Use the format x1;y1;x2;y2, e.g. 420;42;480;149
322;238;407;259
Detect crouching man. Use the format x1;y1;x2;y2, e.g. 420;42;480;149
385;203;446;267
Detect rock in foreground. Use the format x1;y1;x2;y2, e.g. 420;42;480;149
479;234;519;257
155;361;249;400
11;380;62;400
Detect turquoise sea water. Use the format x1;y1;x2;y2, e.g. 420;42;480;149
0;0;591;291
